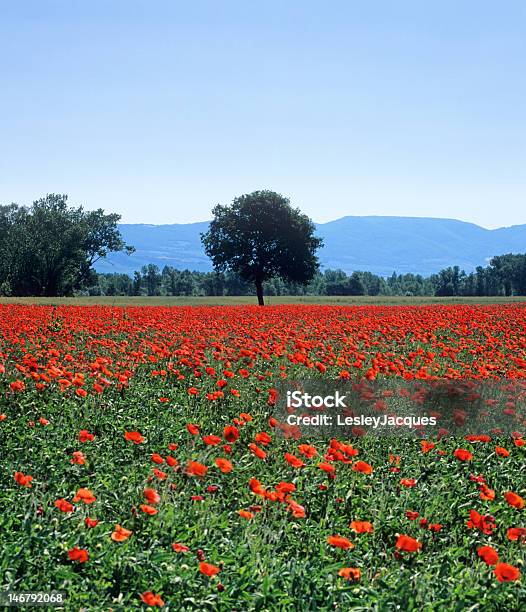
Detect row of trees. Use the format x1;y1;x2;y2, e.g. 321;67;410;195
87;255;526;297
2;192;526;299
433;255;526;297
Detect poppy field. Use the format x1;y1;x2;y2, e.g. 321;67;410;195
1;303;525;610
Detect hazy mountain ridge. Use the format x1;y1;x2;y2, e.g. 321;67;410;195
94;216;526;277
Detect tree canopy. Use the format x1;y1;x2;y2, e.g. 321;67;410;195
200;190;323;304
0;194;133;296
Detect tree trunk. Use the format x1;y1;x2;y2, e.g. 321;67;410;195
255;278;264;306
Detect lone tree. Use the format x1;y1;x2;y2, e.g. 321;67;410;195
201;190;323;305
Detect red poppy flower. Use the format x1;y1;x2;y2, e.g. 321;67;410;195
494;562;520;582
124;431;144;444
223;425;239;442
214;458;233;473
353;461;373;474
202;435;222;446
14;471;33;488
199;562;221;576
327;535;354;549
453;449;473;461
284;453;305;468
318;462;336;473
238;509;254;519
70;451;86;465
420;440;435;453
73;488;96;504
275;481;296;496
68;547;89;563
54;498;74;513
477;545;499;566
254;431;272;446
395;534;422;553
467;510;496;535
186;461;208;477
350;520;374;533
248;443;267;460
504;491;525;509
166;455;178;467
479;485;495;501
140;592;164;607
287;499;306;518
111;524;132;542
338;567;361;581
78;429;95;443
249;478;266;496
144;488;161;504
298;444;317;458
507;527;526;541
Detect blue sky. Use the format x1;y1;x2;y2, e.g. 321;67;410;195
1;1;525;227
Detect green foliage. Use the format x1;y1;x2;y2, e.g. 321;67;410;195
142;265;162;297
89;256;526;300
201;191;323;304
428;255;526;297
0;194;133;297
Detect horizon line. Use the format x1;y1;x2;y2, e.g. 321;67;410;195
116;214;525;232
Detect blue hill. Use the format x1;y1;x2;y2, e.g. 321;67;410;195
94;216;526;277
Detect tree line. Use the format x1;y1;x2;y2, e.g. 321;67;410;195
2;192;526;299
88;255;526;298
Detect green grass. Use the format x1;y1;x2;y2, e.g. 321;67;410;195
1;295;526;306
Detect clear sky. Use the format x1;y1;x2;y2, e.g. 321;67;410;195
1;1;525;228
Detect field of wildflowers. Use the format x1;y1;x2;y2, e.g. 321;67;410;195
1;304;525;610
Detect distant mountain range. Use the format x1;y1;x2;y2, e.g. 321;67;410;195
94;216;526;277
